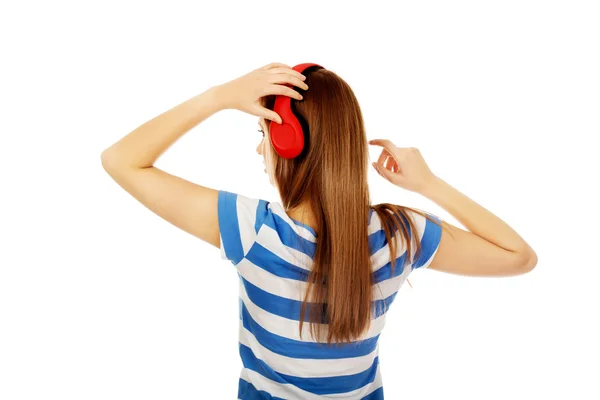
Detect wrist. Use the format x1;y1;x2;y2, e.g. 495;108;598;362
206;84;233;110
419;175;443;198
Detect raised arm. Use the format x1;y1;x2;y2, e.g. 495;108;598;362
370;141;537;277
421;176;537;276
100;63;306;250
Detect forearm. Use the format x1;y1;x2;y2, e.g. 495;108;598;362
101;86;224;169
421;176;534;255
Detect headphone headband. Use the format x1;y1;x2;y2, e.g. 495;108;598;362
270;63;324;159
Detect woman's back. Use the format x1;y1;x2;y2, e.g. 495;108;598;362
218;189;442;399
101;62;537;400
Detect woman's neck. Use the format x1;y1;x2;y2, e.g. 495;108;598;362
287;204;317;233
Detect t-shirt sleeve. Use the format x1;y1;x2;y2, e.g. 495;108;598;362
217;190;270;266
407;209;444;271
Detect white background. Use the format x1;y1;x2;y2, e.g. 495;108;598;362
1;1;598;399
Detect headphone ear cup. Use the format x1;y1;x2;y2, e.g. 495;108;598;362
271;62;323;159
271;122;304;159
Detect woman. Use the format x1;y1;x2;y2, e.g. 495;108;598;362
101;62;537;399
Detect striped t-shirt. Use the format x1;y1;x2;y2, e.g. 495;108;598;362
217;190;443;399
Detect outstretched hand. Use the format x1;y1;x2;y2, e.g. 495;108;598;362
216;62;309;124
369;139;437;194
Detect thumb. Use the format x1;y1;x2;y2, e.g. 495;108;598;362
255;105;281;125
373;162;397;182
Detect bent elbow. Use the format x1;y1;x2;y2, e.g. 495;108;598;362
520;249;538;273
101;149;114;171
101;148;123;173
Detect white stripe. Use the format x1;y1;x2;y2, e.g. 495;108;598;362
370;208;432;272
371;242;397;273
220;232;228;260
237;257;307;302
238;276;388;342
239;361;383;400
372;257;412;300
269;202;317;242
407;209;434;268
259;218;397;276
239;326;380;379
239;367;326;400
258;224;315;270
221;194;262;261
239;319;379;378
421;243;441;269
368;209;383;235
236;196;262;257
410;210;441;269
260;203;426;276
254;227;411;302
228;202;425;398
238;247;407;304
369;211;413;274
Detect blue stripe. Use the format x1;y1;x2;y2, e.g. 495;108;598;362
412;214;442;269
374;210;442;270
218;191;270;266
368;212;413;279
238;343;287;383
220;191;421;273
288;208;375;237
254;199;269;234
289;217;317;237
368;229;396;255
368;211;412;255
240;299;380;359
246;241;406;310
231;198;413;285
361;386;384;400
218;190;245;265
239;342;379;395
238;378;286;400
371;254;410;283
246;228;409;286
246;242;312;281
373;290;398;317
240;274;397;322
263;213;317;258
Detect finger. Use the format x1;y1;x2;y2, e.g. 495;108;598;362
369;139;395;149
384;156;393;171
374;162;396;183
262;62;290;70
250;103;281;124
372;141;400;167
268;73;309;90
258;106;282;124
268;84;303;100
384;155;398;171
373;162;389;181
269;67;307;81
377;149;391;165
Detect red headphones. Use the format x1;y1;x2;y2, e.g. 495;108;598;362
270;63;324;159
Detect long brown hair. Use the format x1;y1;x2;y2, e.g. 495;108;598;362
260;66;445;345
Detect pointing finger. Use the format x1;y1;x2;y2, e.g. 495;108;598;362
269;67;307;83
